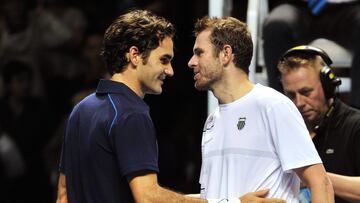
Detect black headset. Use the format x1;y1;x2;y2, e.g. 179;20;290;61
281;45;342;100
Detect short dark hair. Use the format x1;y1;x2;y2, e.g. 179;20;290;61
194;16;253;74
101;9;176;75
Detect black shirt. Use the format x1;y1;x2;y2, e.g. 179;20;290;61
313;100;360;203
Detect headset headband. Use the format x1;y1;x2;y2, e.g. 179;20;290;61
281;45;333;66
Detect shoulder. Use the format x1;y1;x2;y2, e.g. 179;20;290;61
251;84;295;109
68;93;99;120
72;93;97;110
336;101;360;129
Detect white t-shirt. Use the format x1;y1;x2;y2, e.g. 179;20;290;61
200;84;322;202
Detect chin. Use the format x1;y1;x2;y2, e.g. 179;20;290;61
195;82;209;91
145;83;163;95
150;88;162;95
305;115;317;124
147;91;161;95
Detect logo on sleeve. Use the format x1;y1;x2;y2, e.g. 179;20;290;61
237;117;246;130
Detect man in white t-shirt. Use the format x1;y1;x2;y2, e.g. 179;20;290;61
187;16;334;203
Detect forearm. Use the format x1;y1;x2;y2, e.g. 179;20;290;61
309;174;334;203
145;187;244;203
142;185;208;203
328;172;360;202
295;164;334;203
129;172;208;203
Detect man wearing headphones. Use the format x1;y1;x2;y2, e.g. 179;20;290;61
278;46;360;203
262;0;360;108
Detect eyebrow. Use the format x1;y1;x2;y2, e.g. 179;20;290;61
285;87;313;96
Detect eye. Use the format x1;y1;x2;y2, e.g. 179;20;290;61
160;54;173;65
299;88;312;97
160;57;171;65
194;48;204;56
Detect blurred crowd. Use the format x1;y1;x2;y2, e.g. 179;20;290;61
0;0;114;201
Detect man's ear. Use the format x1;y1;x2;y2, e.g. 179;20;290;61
128;46;139;66
221;44;233;66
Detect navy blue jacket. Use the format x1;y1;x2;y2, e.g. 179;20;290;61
60;79;159;203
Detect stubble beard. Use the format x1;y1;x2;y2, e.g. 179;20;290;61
194;79;211;91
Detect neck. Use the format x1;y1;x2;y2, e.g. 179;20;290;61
212;73;254;104
111;71;144;99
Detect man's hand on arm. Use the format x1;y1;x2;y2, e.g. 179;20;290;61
128;171;285;203
127;171;207;203
240;189;285;203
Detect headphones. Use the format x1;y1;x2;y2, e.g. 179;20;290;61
281;45;342;100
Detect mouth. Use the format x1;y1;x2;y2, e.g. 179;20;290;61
158;75;166;85
194;72;200;81
301;110;313;118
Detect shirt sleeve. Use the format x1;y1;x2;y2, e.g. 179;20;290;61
59;142;65;173
267;99;322;172
110;111;159;177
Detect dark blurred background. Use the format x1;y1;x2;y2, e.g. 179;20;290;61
0;0;248;202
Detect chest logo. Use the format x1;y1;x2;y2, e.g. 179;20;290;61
325;148;334;154
237;117;246;130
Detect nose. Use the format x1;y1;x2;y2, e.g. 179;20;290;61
164;64;174;77
294;94;305;109
188;55;197;69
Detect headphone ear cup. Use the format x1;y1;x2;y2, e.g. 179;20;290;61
320;66;341;100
